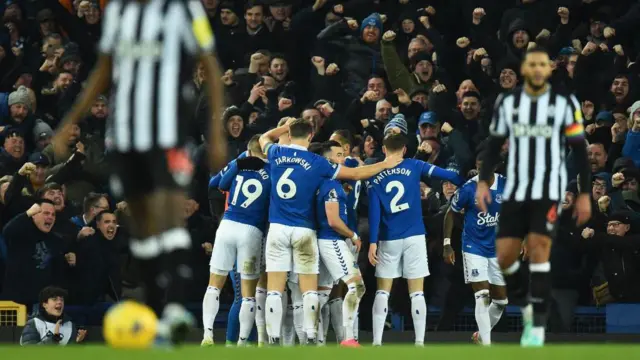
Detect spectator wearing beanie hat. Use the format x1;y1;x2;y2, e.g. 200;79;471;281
317;12;384;99
3;86;38;153
384;113;408;135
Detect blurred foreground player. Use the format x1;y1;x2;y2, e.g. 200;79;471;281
477;47;591;347
52;0;227;344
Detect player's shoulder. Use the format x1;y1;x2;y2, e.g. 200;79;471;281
461;175;479;189
344;157;359;168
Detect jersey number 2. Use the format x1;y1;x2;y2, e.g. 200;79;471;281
231;175;263;208
386;180;409;213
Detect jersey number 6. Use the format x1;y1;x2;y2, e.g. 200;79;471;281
276;168;297;199
386;180;409;213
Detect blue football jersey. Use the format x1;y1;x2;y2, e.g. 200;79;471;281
343;157;361;231
266;144;341;229
316;179;349;240
208;151;248;189
368;159;463;242
450;174;506;257
218;159;271;232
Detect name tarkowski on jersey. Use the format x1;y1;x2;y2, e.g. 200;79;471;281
274;156;311;170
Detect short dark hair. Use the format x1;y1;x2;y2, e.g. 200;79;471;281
245;0;263;12
37;198;56;207
289;118;314;139
95;210;115;223
309;142;324;155
39;286;67;305
383;133;407;151
332;129;353;147
525;45;549;58
322;140;342;157
270;53;287;66
37;182;62;198
83;192;107;214
247;134;262;154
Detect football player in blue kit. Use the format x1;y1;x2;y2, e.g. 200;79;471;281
202;135;270;346
258;118;402;345
313;141;365;347
367;134;464;346
444;171;508;346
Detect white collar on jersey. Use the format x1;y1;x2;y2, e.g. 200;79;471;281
285;144;308;151
471;174;500;190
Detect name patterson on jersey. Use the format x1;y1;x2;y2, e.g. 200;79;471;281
275;156;311;170
371;167;412;185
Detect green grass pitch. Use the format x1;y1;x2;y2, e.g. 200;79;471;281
2;345;640;360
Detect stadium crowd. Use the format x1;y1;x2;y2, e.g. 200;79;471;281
0;0;639;335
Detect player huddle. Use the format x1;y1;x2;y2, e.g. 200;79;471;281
201;116;516;347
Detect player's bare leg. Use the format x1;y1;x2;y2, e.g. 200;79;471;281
328;283;346;343
266;271;288;344
340;273;365;347
407;278;427;346
317;285;333;346
522;232;552;346
497;237;533;342
372;278;393;346
127;190;195;345
201;273;226;346
237;277;259;346
255;273;267;346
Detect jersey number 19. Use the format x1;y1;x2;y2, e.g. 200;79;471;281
231;175;263;208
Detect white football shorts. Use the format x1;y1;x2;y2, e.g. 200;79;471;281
265;223;319;274
462;252;505;286
209;219;263;280
318;239;359;287
375;235;430;279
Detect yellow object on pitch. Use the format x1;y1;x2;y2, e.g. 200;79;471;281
103;301;158;349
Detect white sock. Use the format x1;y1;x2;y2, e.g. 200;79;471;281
410;291;427;346
238;297;256;345
329;298;344;342
353;311;359;341
280;291;289;345
282;304;295;346
293;302;306;343
489;299;508;328
317;290;331;345
372;290;389;346
531;326;546;341
265;291;283;343
343;282;363;341
522;303;533;326
255;287;267;344
302;291;319;341
474;290;491;345
202;286;220;339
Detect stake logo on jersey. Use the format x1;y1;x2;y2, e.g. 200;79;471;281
451;174;506;257
218;159;271;232
367;159;463;242
316;179;348;240
266;144;340;229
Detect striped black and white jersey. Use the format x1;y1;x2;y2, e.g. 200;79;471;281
99;0;215;153
489;86;585;202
